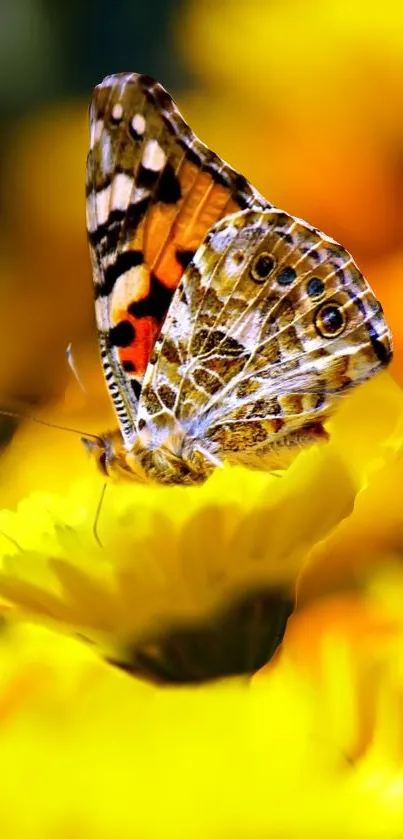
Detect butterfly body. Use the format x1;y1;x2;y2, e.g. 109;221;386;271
85;73;393;484
82;423;216;485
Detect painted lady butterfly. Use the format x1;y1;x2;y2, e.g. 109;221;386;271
84;72;393;484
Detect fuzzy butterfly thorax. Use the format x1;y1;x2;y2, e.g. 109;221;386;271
85;72;393;485
82;422;217;485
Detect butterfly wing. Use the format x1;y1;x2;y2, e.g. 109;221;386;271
86;72;269;446
137;209;392;467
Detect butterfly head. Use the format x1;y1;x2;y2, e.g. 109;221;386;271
81;430;148;482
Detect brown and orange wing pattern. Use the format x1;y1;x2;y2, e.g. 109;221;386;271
138;208;392;471
86;72;269;445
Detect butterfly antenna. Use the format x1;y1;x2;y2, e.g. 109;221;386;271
0;408;102;443
66;343;87;394
93;482;107;548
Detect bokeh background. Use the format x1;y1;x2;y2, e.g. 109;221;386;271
0;0;402;497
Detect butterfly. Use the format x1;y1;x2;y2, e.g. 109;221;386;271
84;72;393;485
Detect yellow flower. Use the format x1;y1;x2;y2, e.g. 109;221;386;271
299;374;403;604
0;446;352;682
0;599;403;838
0;373;401;684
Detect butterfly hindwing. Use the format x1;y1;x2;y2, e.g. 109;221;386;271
138;208;392;465
86;72;269;445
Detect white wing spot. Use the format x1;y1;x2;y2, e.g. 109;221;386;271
132;113;146;136
95;185;112;226
131;186;150;204
110;265;150;321
111;173;134;210
224;251;247;277
91;119;104;148
111;103;123;121
101;133;113;174
208;225;238;254
142;139;166;171
86;191;97;233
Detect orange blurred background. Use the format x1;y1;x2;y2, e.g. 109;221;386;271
0;0;401;474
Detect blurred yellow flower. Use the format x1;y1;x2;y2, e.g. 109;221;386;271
299;375;403;604
0;372;401;684
0;4;401;834
258;564;403;768
1;595;403;838
0;445;351;682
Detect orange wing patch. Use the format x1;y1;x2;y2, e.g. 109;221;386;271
110;164;245;377
87;72;268;441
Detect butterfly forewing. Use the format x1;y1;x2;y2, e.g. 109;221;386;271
138;209;392;466
86;72;269;445
86;72;392;483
